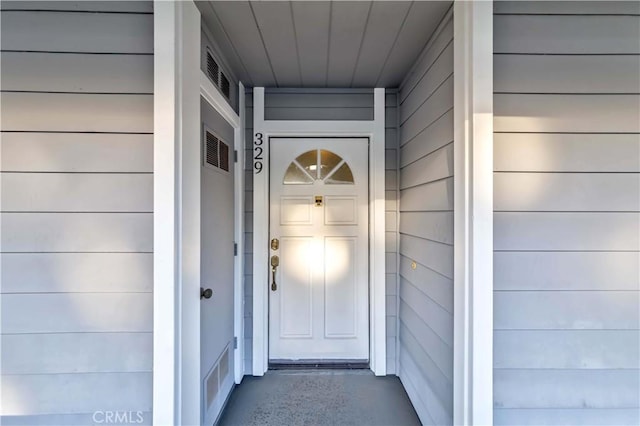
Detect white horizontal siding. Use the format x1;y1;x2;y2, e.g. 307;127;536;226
495;251;639;291
400;109;452;166
494;5;640;424
1;1;153;12
0;11;153;53
0;133;153;173
1;253;152;293
494;408;639;426
494;330;639;369
400;143;453;190
494;1;640;15
494;94;640;133
494;212;639;251
494;15;640;54
1;92;153;133
1;52;154;93
494;370;639;409
2;293;152;333
399;178;453;212
2;333;152;374
399;255;452;313
494;291;640;330
494;55;640;94
2;413;151;426
0;4;154;423
494;173;640;212
1;213;153;252
1;174;153;212
397;11;454;425
1;373;152;415
494;133;640;173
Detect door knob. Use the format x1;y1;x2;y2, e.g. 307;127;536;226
200;287;213;299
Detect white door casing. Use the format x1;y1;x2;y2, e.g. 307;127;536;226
252;87;387;376
269;138;369;361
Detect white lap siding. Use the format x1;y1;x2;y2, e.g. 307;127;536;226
397;8;454;426
493;2;640;425
1;2;153;425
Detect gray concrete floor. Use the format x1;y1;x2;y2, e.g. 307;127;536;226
218;370;421;426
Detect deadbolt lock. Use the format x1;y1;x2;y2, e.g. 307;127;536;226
271;238;279;251
315;196;323;207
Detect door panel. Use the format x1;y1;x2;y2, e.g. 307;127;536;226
269;138;369;361
279;237;314;338
200;100;234;425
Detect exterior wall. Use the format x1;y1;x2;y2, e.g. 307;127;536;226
493;2;640;425
243;89;398;374
396;10;454;426
0;2;154;424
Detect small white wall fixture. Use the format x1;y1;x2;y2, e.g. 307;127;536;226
153;0;245;423
453;1;494;425
252;88;387;376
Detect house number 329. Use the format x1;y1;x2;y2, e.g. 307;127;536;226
254;132;264;174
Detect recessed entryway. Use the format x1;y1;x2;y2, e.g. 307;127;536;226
218;370;420;426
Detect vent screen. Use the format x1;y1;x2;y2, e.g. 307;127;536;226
220;72;230;99
219;141;229;172
206;365;219;409
205;131;219;168
206;49;231;100
219;347;230;384
204;129;230;173
206;51;219;86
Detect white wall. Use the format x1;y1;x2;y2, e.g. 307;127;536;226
396;8;454;426
493;2;640;425
1;2;153;424
243;89;399;374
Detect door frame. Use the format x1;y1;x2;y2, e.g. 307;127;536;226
153;1;245;424
252;88;387;376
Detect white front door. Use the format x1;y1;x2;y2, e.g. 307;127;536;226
269;138;369;361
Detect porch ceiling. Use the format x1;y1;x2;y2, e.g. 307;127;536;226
197;1;451;88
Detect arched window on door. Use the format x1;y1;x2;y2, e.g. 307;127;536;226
283;149;355;185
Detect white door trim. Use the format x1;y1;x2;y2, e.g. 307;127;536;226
153;1;245;423
453;1;494;425
252;88;387;376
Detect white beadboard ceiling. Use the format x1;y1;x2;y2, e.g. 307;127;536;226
197;1;452;88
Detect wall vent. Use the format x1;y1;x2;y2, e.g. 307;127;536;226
205;131;219;168
206;48;231;100
204;128;230;173
206;51;219;87
219;140;229;172
203;344;231;415
220;72;230;99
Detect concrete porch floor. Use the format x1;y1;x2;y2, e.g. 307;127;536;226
218;369;421;426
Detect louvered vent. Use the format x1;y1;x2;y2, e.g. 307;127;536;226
205;364;219;409
219;141;229;172
205;131;219;168
220;72;230;99
203;344;230;415
206;51;219;86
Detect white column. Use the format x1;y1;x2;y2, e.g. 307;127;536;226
453;1;494;425
153;1;201;424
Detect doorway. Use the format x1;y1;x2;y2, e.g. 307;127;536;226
268;138;370;362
